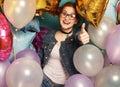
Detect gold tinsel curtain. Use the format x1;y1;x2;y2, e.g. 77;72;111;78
76;0;109;28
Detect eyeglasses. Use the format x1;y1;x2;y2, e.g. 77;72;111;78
60;12;76;20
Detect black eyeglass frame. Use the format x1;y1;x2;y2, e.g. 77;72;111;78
60;12;76;20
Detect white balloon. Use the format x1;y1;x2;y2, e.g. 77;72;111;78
73;44;104;77
95;65;120;87
88;16;116;49
3;0;36;29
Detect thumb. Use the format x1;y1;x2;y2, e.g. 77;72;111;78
81;23;86;33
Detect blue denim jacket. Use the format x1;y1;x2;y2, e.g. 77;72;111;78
38;28;83;77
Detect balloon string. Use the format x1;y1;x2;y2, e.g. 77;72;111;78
13;28;18;61
13;51;16;61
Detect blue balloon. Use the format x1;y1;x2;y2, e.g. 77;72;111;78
104;0;119;22
12;29;36;54
21;16;40;32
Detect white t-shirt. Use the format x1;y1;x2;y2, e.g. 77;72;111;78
43;43;67;84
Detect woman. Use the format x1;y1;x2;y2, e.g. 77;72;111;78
39;2;90;87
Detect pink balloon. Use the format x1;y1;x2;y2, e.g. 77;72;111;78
16;49;40;64
3;0;36;29
104;54;111;67
65;74;94;87
0;12;13;61
105;24;120;64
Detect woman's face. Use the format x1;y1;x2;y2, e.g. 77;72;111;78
60;6;78;30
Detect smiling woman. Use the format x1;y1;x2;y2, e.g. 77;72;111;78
38;2;90;87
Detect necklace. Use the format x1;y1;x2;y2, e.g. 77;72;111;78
60;29;73;38
60;29;73;34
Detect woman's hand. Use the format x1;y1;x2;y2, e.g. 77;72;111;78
78;23;90;44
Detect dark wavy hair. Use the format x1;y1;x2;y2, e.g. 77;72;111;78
58;2;80;20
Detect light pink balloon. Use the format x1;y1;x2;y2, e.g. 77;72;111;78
3;0;36;29
105;24;120;64
16;49;41;64
6;57;43;87
0;60;10;87
65;74;94;87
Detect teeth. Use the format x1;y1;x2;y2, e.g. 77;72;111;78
63;21;70;25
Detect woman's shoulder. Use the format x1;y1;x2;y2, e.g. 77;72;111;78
45;30;57;36
42;30;57;40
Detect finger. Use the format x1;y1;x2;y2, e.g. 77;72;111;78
81;23;86;32
80;37;90;44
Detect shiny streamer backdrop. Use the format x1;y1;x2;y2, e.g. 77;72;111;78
0;0;3;7
76;0;109;28
0;0;2;7
36;0;61;16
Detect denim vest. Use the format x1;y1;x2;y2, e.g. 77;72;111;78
38;28;83;77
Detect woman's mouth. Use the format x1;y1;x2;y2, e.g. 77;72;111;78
63;20;70;25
